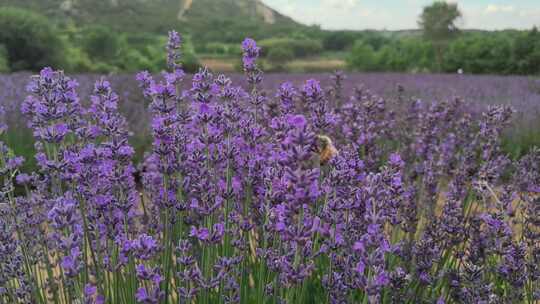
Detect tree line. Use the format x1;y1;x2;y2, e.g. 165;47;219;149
347;29;540;75
347;1;540;75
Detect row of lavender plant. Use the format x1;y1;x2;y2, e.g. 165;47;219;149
0;31;539;304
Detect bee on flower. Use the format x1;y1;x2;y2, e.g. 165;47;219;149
316;134;338;165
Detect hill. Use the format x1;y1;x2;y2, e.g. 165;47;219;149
0;0;303;40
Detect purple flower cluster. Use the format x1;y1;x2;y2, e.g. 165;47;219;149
0;32;539;304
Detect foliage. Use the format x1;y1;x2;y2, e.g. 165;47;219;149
444;33;513;74
81;25;121;61
202;42;228;55
0;0;302;43
0;7;66;71
259;38;323;59
0;45;9;73
63;46;95;73
347;28;540;75
418;1;462;71
512;27;540;75
376;38;435;72
178;35;202;73
323;31;361;51
267;47;294;71
181;50;202;73
418;1;461;42
118;49;154;73
346;41;378;71
1;6;540;75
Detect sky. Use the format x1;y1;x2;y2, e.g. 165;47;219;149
261;0;540;30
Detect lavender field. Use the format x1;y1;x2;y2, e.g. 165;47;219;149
2;71;539;167
3;71;540;130
1;33;540;304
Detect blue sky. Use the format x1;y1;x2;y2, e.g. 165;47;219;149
261;0;540;30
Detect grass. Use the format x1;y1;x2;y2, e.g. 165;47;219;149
502;120;540;160
199;55;346;73
285;58;346;73
199;57;238;72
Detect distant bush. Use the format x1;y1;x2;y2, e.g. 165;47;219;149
119;49;154;72
259;38;323;58
181;36;202;73
226;44;242;57
512;28;539;75
323;30;391;51
346;41;378;71
126;33;160;53
204;42;228;55
444;35;513;74
92;62;119;74
64;46;94;73
0;45;9;73
323;31;358;51
0;7;66;71
81;25;121;61
376;39;435;72
180;51;201;73
267;47;294;71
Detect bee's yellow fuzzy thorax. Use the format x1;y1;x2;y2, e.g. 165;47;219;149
317;135;338;165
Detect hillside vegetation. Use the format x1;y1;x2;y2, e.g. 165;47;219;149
0;0;300;37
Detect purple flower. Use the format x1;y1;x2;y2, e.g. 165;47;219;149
287;114;307;129
301;79;323;103
166;30;182;70
241;38;260;61
61;247;81;277
190;226;210;241
135;287;160;304
277;82;297;113
355;261;366;274
241;38;262;85
15;173;32;185
132;234;159;260
84;284;97;297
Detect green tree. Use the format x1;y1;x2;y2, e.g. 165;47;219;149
81;25;121;61
346;41;377;71
0;7;65;71
513;27;540;74
323;31;358;51
118;49;153;72
445;34;513;74
376;39;435;72
418;1;461;71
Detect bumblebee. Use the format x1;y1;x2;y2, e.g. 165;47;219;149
316;135;338;165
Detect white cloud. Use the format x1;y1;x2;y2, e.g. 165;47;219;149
321;0;359;10
519;8;540;18
280;3;297;16
358;9;374;17
485;4;515;14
